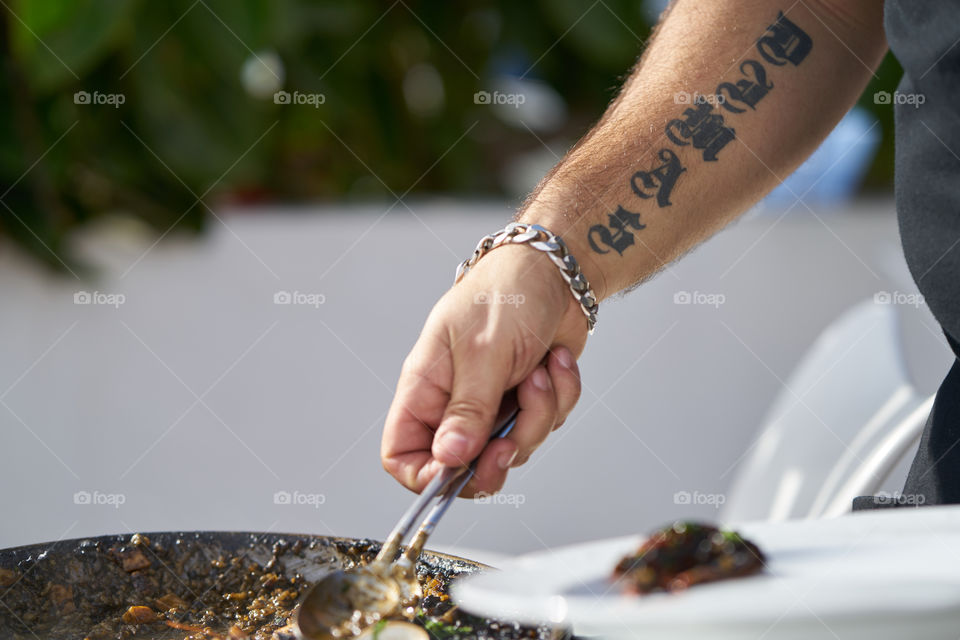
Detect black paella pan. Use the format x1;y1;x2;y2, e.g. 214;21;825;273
0;531;570;640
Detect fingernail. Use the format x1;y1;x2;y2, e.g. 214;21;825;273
437;430;469;460
555;347;573;369
497;449;518;470
424;459;442;479
532;367;550;391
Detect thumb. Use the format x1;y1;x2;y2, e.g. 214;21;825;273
432;349;514;468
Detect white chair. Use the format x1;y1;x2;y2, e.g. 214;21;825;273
722;300;930;522
818;393;932;516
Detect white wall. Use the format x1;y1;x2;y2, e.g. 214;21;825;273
0;200;951;556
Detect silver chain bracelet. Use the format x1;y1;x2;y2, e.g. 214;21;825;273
454;222;599;334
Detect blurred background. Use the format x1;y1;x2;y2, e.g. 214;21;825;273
1;0;904;268
0;1;950;560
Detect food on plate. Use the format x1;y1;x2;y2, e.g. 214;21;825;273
612;521;765;594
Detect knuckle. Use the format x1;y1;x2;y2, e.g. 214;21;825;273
464;332;496;355
399;351;419;376
512;453;532;467
472;466;507;495
380;451;398;475
559;389;580;416
568;370;582;397
399;349;432;383
558;362;582;394
478;476;505;496
445;396;494;426
553;367;581;413
532;386;560;419
539;408;559;434
511;330;543;380
381;457;413;491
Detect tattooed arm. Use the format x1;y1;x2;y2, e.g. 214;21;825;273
382;0;886;496
520;0;887;298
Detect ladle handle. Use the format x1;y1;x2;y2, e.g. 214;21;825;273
375;392;519;564
401;407;519;562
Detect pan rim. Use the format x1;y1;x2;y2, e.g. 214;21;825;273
0;529;493;570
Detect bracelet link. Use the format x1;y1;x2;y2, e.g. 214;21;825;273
569;273;589;294
454;223;599;334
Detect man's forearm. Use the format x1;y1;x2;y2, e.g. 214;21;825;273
518;0;886;300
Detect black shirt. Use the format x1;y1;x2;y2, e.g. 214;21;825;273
878;1;960;505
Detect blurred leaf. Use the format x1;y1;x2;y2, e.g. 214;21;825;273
10;0;136;92
0;0;897;271
856;50;901;191
538;0;645;69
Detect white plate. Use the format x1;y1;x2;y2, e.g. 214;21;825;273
453;506;960;639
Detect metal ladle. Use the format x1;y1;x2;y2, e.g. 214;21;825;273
294;396;520;639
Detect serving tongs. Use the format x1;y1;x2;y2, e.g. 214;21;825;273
294;395;520;639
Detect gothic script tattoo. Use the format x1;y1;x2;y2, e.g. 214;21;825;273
717;60;773;113
587;206;646;255
757;11;813;67
586;10;812;256
631;148;686;207
666;102;737;162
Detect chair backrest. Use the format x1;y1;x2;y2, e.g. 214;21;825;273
818;393;932;517
722;300;924;522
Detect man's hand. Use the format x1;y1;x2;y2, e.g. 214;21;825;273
381;0;886;497
381;245;590;497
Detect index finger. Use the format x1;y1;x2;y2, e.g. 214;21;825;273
381;346;450;493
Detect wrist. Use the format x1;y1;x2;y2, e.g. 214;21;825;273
478;243;573;316
455;222;600;335
515;211;610;302
461;241;592;340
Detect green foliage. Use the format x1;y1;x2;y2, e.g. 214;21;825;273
857;51;902;192
0;1;899;271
